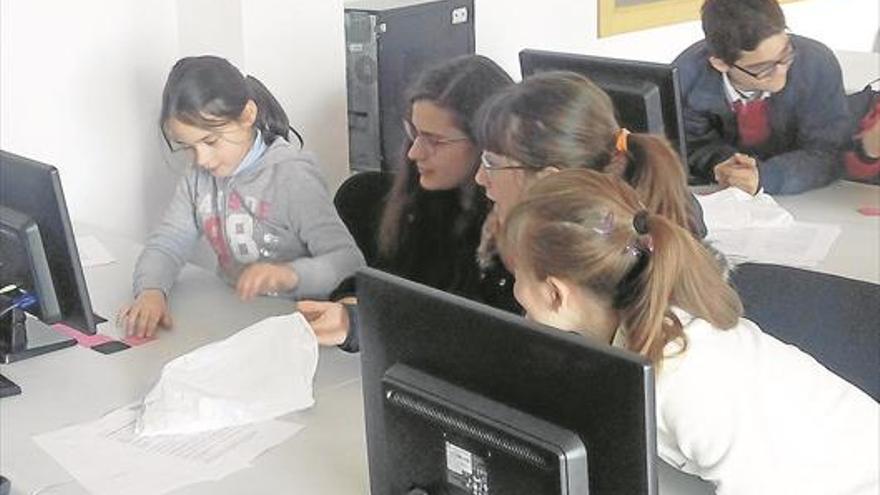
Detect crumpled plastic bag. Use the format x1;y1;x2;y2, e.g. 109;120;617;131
135;312;318;436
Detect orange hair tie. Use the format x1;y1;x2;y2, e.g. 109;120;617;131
614;128;631;153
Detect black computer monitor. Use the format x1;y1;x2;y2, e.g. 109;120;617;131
0;150;99;362
0;205;60;322
358;268;658;495
519;49;687;163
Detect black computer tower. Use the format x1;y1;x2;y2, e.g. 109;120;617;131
344;0;475;172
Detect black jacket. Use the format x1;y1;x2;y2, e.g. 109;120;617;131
335;188;519;352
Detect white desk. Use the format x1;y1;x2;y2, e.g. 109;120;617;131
0;225;713;495
836;50;880;93
4;178;877;495
775;180;880;284
0;227;365;495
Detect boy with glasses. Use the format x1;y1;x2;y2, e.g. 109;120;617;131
675;0;851;194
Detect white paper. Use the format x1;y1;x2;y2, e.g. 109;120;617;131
35;404;302;495
137;312;318;436
697;188;841;268
697;188;794;232
75;235;116;267
708;221;841;268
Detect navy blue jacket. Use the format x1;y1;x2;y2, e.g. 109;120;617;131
674;35;851;194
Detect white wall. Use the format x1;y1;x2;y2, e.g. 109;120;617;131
177;0;245;66
477;0;879;78
241;0;350;190
1;0;180;241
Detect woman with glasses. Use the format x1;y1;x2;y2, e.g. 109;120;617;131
120;55;364;338
472;70;707;276
299;55;517;352
674;0;851;195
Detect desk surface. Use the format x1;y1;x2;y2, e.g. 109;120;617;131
0;226;366;495
775;180;880;284
2;180;877;494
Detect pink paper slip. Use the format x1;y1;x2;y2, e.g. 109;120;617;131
52;323;114;348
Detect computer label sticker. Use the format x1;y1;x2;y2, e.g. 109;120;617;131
446;441;472;475
445;441;488;495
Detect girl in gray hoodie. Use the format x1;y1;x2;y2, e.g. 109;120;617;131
119;56;364;337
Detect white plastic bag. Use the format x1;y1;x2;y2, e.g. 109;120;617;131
136;312;318;436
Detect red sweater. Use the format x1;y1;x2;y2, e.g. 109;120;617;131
845;97;880;181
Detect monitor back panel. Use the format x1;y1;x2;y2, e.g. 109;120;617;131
0;151;97;333
358;268;658;495
519;49;686;162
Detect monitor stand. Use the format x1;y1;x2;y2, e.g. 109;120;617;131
0;308;76;364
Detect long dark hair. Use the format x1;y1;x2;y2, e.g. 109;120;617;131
377;55;514;260
475;71;697;234
159;55;302;147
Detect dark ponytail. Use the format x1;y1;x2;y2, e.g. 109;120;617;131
244;75;302;147
160;55;302;148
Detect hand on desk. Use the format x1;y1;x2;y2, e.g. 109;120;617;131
714;153;760;195
117;289;173;338
236;263;299;301
298;299;353;346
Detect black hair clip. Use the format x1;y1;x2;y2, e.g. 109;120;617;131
632;210;650;234
625;210;654;256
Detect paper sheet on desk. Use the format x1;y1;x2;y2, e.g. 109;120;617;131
708;221;841;267
698;188;841;268
75;235;116;267
34;404;303;495
698;187;795;231
137;312;318;436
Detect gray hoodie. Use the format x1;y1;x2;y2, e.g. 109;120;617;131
133;138;364;299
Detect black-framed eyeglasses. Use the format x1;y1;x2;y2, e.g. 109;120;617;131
732;39;796;80
402;118;469;152
480;151;532;172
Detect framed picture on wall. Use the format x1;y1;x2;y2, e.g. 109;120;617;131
598;0;801;37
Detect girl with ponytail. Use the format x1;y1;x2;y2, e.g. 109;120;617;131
121;55;364;337
499;168;879;494
473;71;706;269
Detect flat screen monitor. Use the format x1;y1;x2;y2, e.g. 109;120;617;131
358;268;658;495
0;150;99;361
519;49;687;163
0;205;61;320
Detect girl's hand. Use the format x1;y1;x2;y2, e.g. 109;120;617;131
117;289;173;338
236;263;299;301
297;300;351;346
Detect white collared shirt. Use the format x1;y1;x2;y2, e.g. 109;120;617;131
722;72;771;105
